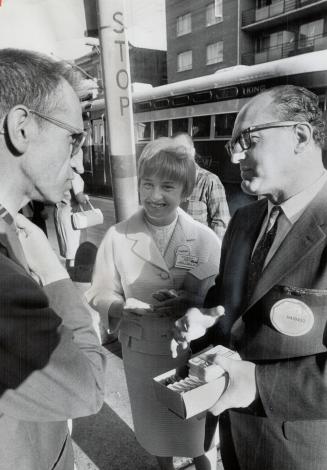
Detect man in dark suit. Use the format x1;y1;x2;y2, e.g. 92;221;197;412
173;85;327;470
0;48;106;469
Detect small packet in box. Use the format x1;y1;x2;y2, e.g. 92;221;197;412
188;345;239;382
153;345;239;419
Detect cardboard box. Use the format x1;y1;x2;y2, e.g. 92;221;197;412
153;345;238;419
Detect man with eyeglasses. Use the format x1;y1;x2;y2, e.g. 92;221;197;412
172;85;327;469
0;48;106;469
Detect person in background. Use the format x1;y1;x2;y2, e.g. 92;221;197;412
173;133;230;242
54;159;88;270
172;85;327;470
0;48;106;470
86;137;221;470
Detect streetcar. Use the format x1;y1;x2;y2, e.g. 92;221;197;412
82;50;327;214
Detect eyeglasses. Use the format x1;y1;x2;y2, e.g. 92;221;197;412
225;121;304;158
29;109;87;156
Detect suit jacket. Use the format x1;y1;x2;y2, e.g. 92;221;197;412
205;181;327;470
86;207;221;355
0;216;106;470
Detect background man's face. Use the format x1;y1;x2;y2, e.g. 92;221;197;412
232;93;297;201
22;81;83;203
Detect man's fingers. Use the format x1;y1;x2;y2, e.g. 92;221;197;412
170;337;188;358
212;355;234;371
209;394;228;416
170;338;178;358
216;305;225;317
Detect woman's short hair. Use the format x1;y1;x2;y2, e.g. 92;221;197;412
138;137;196;198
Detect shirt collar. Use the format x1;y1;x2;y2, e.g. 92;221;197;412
0;203;14;226
268;171;327;224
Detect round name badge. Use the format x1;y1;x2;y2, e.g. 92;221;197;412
270;298;314;337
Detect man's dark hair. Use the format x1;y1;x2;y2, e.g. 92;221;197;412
265;85;326;148
0;48;82;120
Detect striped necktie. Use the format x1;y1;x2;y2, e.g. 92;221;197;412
247;205;282;300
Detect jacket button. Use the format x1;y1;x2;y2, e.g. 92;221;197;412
160;272;169;280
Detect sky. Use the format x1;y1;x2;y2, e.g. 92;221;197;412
0;0;167;60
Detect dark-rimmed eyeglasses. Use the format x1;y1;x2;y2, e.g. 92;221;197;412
29;109;87;156
225;121;304;158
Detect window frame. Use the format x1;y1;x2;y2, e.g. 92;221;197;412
176;12;192;37
177;50;193;72
206;41;224;65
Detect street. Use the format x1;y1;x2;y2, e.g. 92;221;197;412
46;196;223;470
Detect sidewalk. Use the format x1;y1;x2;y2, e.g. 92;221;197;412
46;197;224;470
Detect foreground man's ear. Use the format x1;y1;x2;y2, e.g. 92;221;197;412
294;122;312;154
6;106;34;155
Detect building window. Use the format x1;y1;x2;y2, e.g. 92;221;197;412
299;19;324;48
256;0;272;7
206;2;223;26
177;50;192;72
176;13;191;37
206;42;223;65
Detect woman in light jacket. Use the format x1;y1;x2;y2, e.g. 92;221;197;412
86;137;221;470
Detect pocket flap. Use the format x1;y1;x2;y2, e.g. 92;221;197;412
119;319;142;339
188;261;219;280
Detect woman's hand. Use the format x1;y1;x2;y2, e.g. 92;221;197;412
123;297;153;317
152;289;202;317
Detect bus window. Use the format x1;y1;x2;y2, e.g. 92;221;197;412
172;118;189;135
93;123;99;144
192;116;211;138
154;120;169;138
318;95;327;112
99;122;104;145
214;113;237;137
83;127;93;173
135;122;151;141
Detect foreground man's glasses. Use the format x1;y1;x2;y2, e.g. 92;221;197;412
29;109;87;156
225;121;303;158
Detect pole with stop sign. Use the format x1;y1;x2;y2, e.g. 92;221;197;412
96;0;138;222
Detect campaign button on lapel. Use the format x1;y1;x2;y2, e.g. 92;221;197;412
270;299;314;336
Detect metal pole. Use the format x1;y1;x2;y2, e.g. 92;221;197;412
96;0;138;221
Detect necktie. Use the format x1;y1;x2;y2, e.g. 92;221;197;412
247;205;282;300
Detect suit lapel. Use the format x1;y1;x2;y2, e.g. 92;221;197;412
126;209;169;272
0;217;29;272
246;185;327;312
225;199;267;315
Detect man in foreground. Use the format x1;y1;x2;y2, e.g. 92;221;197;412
173;85;327;470
0;48;106;469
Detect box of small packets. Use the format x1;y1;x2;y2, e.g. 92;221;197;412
153;345;239;419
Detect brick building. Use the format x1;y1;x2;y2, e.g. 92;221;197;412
166;0;327;82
